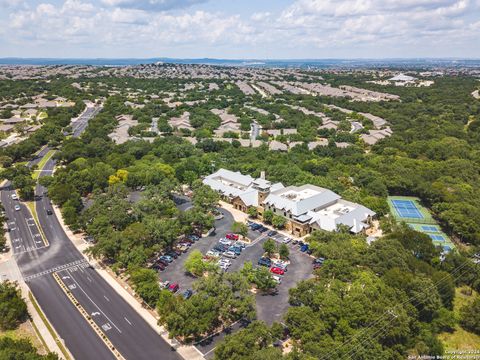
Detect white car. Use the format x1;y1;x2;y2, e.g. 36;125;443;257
219;238;232;246
218;259;231;266
282;237;292;244
11;194;18;200
219;263;229;271
223;251;237;259
273;262;288;271
272;275;282;284
206;250;220;257
14;205;21;211
159;280;170;289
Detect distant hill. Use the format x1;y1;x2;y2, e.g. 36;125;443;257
0;57;479;68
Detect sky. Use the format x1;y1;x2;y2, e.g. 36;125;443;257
0;0;479;59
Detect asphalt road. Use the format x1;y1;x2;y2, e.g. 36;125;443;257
1;105;181;360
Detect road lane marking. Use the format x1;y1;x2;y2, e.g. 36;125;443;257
23;259;88;281
124;317;132;326
52;272;125;360
104;295;110;302
64;269;122;334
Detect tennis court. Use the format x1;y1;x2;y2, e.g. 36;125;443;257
391;199;424;219
421;225;439;232
429;234;446;242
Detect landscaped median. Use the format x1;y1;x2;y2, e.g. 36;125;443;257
32;150;56;180
25;201;49;247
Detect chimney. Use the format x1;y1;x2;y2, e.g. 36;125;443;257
260;171;265;180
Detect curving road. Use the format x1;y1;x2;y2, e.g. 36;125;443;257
1;104;181;360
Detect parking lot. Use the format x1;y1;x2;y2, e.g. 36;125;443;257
161;197;315;357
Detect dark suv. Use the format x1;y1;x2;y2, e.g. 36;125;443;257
258;257;272;267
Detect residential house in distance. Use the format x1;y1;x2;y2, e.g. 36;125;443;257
203;168;375;236
361;127;393;145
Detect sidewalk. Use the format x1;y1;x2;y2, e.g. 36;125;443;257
0;252;68;358
52;205;204;360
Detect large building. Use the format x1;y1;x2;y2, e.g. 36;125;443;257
203;169;375;237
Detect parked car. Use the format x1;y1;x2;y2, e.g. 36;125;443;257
272;275;282;284
213;245;226;253
292;239;299;245
159;255;173;263
282;237;292;244
272;262;287;271
219;263;229;271
228;246;242;255
313;257;325;264
313;263;322;270
218;258;231;266
270;267;285;275
188;234;200;242
11;194;18;200
223;251;237;259
182;289;193;299
235;241;246;249
157;259;169;267
258;257;272;267
258;226;268;233
206;250;220;257
14;205;21;211
219;238;232;246
250;223;261;230
152;264;164;271
159;280;170;289
267;230;277;237
300;244;309;252
165;251;178;259
226;233;239;240
168;283;179;293
178;242;191;248
177;245;189;253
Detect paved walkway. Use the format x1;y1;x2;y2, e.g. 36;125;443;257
0;249;68;358
52;205;204;360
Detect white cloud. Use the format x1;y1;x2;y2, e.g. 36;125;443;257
1;0;480;58
100;0;209;11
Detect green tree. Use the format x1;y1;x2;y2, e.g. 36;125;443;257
247;207;258;218
0;337;58;359
0;281;28;330
262;238;276;257
253;267;277;292
272;215;286;229
460;297;480;335
184;250;207;277
231;221;248;239
214;321;281;360
129;268;161;307
192;184;220;212
279;243;289;260
262;210;274;224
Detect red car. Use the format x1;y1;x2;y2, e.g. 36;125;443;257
270;267;285;275
168;283;179;293
226;233;239;240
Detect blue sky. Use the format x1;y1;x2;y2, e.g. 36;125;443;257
0;0;479;58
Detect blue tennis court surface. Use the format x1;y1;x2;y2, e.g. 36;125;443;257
391;199;423;219
422;225;438;232
429;234;446;242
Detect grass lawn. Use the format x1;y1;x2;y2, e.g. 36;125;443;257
32;150;55;180
439;286;480;350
